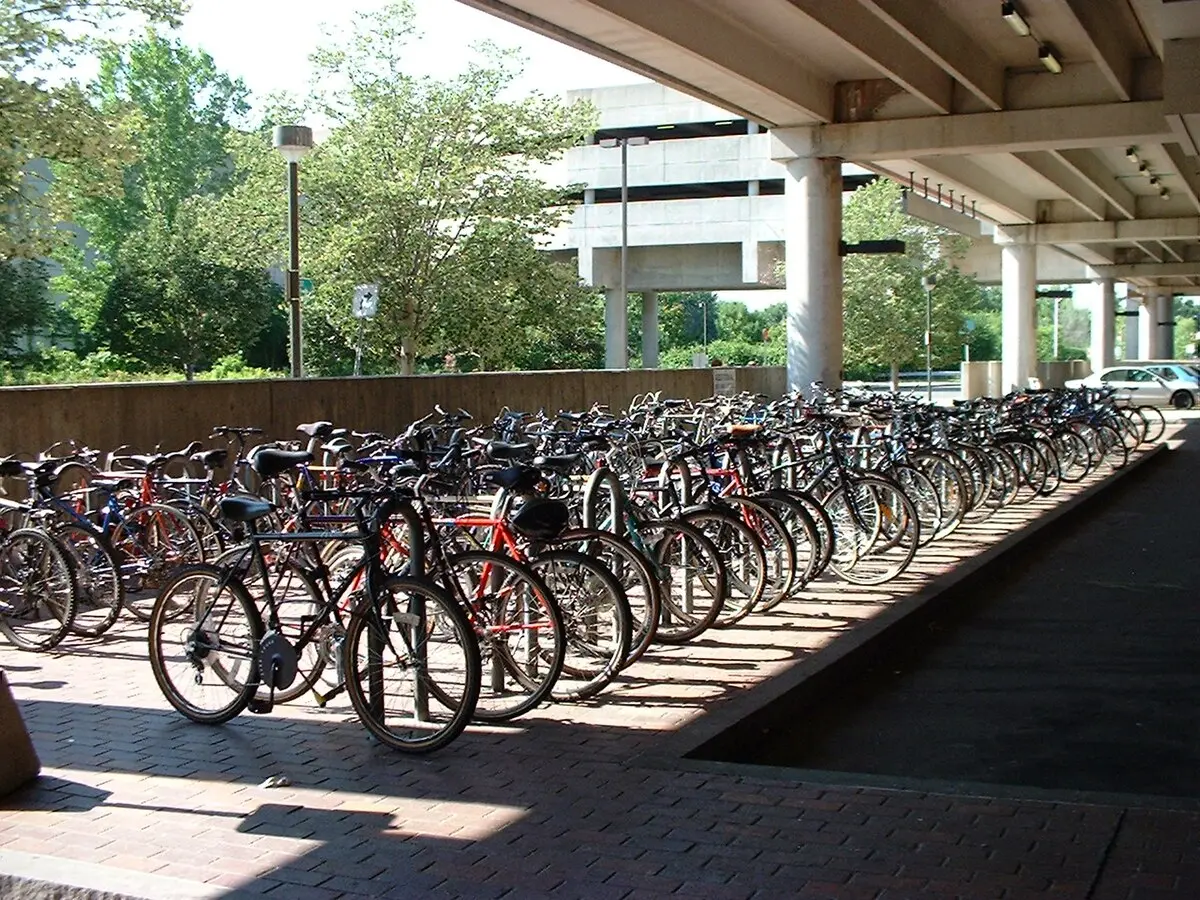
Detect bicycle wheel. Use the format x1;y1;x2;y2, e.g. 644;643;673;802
646;518;727;644
112;502;206;621
443;550;565;722
343;576;480;753
826;476;919;586
0;528;77;651
753;491;820;609
214;545;330;705
908;450;967;541
148;564;262;724
891;465;942;547
554;528;662;666
682;508;768;628
720;495;797;609
1136;405;1166;444
55;524;124;638
529;549;631;702
1053;429;1093;483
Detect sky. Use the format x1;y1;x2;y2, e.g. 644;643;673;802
177;0;647;107
173;0;777;309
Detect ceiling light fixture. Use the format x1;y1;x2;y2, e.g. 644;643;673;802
1139;162;1151;177
1038;44;1063;74
1160;186;1171;199
1002;1;1031;36
1125;147;1139;163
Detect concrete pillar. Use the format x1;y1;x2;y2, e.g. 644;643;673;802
604;290;628;369
1123;296;1139;360
1089;278;1115;371
1138;299;1155;361
1157;293;1174;359
784;156;843;394
1001;243;1037;391
642;291;659;369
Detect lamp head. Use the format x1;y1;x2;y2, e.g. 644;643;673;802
273;125;314;163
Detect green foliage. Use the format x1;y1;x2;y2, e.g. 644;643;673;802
198;353;282;381
0;258;54;356
841;179;991;376
1;1;185;260
297;1;597;374
93;216;280;377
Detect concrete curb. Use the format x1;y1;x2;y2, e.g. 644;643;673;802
651;441;1170;765
0;850;228;900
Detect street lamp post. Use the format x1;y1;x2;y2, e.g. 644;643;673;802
921;273;937;402
273;125;314;379
598;135;649;369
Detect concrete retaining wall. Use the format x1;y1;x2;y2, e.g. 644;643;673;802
961;360;1091;398
0;367;786;455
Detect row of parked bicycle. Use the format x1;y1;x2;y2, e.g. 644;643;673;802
0;384;1161;751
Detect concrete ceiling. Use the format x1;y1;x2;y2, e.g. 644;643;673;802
456;0;1200;292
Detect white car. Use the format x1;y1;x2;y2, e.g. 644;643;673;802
1065;365;1199;409
1145;363;1200;387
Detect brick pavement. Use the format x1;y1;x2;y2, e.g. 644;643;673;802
3;433;1200;900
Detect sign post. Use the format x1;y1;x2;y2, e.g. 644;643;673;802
352;284;379;376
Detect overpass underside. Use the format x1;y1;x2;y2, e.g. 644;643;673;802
460;0;1200;390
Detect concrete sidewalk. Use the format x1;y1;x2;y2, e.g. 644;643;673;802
2;426;1198;900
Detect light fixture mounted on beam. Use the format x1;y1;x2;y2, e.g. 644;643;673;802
1125;147;1139;163
1001;1;1031;36
1038;44;1063;74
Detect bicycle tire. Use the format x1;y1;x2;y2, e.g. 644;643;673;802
442;550;565;722
343;576;480;753
554;527;662;666
646;519;727;644
112;502;206;621
148;564;262;724
719;495;797;609
213;544;330;705
681;507;768;628
529;549;632;702
55;523;124;638
825;475;919;586
0;528;77;651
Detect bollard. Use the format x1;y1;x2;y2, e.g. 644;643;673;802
0;670;40;796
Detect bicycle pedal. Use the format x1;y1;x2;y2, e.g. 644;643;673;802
311;690;327;708
247;697;273;715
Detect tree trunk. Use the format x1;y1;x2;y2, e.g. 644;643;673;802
890;361;900;391
399;335;415;376
184;363;195;382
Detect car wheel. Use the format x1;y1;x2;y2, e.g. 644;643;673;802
1171;391;1195;410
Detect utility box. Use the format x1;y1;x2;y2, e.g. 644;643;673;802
0;670;40;797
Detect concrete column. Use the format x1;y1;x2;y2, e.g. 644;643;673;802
1138;299;1155;361
1089;278;1115;371
604;290;628;369
1123;296;1139;360
1157;293;1174;359
784;156;843;394
1001;243;1037;391
642;291;659;369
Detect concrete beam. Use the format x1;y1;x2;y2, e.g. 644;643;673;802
1013;152;1107;220
1094;261;1200;279
996;217;1200;244
1163;143;1200;214
909;156;1038;223
1051;149;1137;219
856;0;1004;111
454;0;769;125
782;0;952;114
1059;0;1134;101
584;0;835;122
772;102;1172;160
900;190;989;238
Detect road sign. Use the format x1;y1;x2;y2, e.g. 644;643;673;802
300;277;314;293
352;284;379;319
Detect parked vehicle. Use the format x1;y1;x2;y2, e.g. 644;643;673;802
1065;366;1199;409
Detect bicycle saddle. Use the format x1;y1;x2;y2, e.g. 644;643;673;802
219;496;275;523
250;448;313;479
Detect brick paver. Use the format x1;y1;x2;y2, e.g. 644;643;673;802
3;433;1199;899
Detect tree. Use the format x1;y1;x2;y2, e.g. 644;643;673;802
1;1;185;261
298;1;598;374
0;258;54;356
93;212;279;378
842;179;989;385
50;32;280;373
